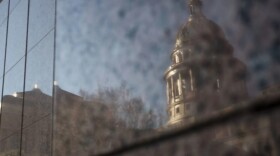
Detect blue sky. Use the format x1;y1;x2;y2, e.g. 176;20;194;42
55;0;280;112
55;0;188;111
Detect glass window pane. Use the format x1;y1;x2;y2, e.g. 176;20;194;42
5;0;27;70
0;0;27;155
53;0;280;155
23;31;54;155
0;17;7;118
9;0;21;13
28;0;55;49
0;132;21;155
0;0;8;24
21;0;55;155
0;0;279;155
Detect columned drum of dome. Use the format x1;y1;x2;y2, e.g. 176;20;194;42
164;0;248;126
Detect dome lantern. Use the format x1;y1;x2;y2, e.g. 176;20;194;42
188;0;203;16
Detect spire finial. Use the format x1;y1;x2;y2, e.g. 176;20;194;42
189;0;202;6
188;0;203;15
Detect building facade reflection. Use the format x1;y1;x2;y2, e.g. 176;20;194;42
165;0;248;126
164;1;279;155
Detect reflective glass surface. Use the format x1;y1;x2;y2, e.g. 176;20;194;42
0;0;28;154
0;0;279;155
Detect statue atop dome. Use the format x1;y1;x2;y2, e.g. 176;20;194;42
189;0;202;6
188;0;203;15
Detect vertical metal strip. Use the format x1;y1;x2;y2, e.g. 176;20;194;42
19;0;31;155
51;0;58;155
0;0;11;129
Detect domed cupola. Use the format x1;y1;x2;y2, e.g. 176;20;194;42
173;0;233;61
165;0;248;127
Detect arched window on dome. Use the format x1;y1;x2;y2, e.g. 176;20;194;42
175;105;182;116
166;79;173;103
173;52;183;64
170;77;175;102
171;74;179;102
175;55;180;63
181;70;196;100
173;75;179;100
176;106;180;114
178;74;183;96
216;78;221;91
171;73;184;102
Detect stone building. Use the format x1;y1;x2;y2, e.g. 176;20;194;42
0;88;52;156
